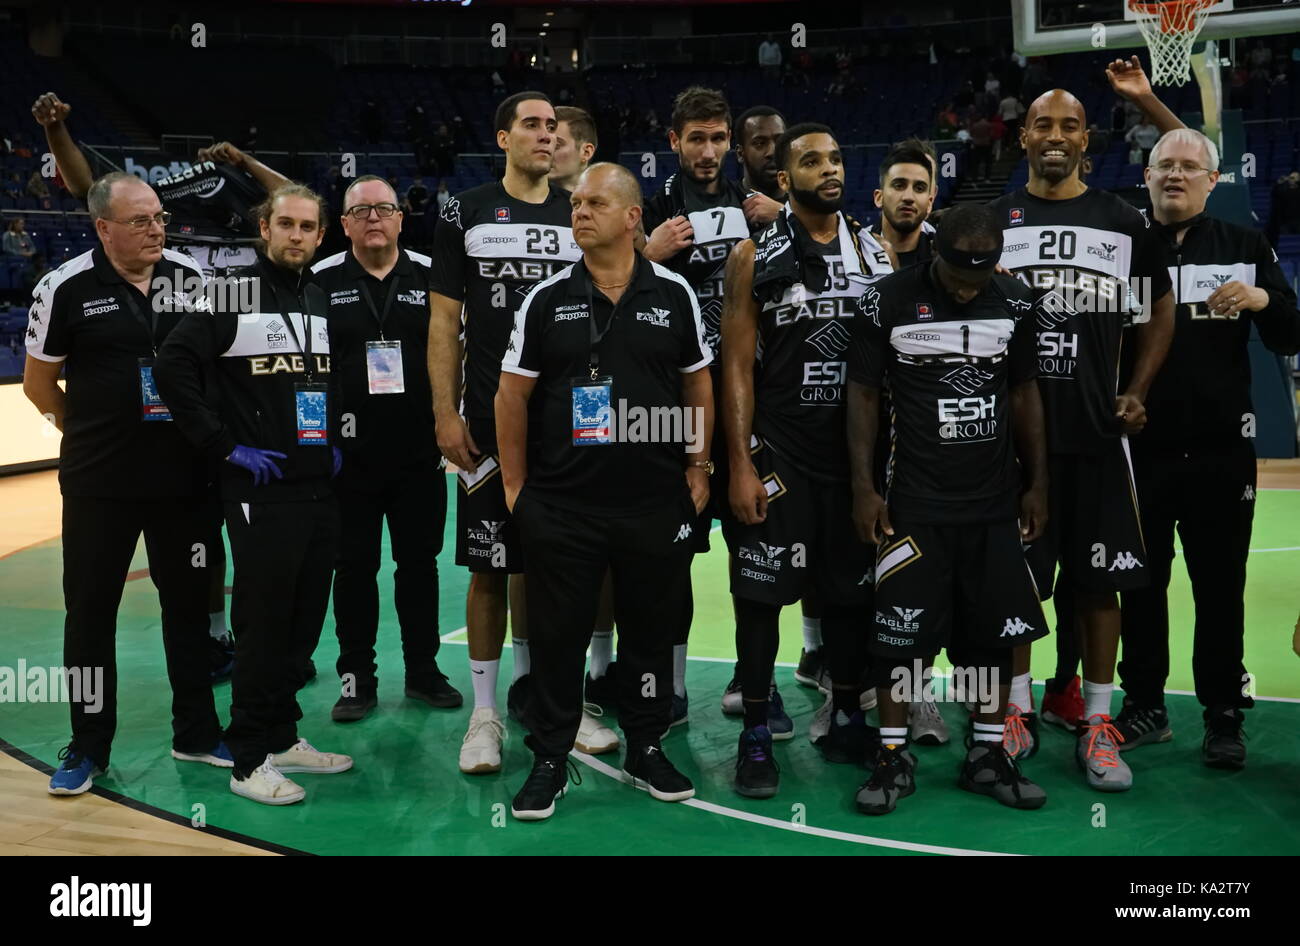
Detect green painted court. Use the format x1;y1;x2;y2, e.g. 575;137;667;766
2;476;1297;855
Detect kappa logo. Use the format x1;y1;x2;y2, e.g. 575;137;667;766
81;297;121;317
1242;485;1255;501
858;285;882;326
398;289;427;306
1001;617;1034;638
1006;297;1032;312
1108;551;1142;572
805;320;853;359
673;522;693;543
940;364;996;396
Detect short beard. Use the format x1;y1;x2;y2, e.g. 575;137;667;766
1034;157;1079;184
685;162;720;186
270;247;305;272
790;184;843;215
885;210;921;235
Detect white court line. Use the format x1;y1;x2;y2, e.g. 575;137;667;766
569;750;1018;856
435;634;1300;703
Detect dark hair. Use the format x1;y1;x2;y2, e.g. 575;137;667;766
774;122;834;172
671;86;730;136
878;142;935;187
936;202;1002;254
733;105;786;147
494;91;553;134
555;106;598;149
342;174;397;209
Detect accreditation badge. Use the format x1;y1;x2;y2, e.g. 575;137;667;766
295;382;329;445
365;339;405;394
571;375;613;446
138;358;172;422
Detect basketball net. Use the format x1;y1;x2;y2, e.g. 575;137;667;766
1128;0;1217;86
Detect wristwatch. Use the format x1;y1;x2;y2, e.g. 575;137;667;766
689;459;716;475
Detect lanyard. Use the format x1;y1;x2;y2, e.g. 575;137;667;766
120;285;159;355
584;264;631;380
270;281;316;381
359;271;400;340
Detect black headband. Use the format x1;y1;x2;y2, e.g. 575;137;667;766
935;225;1002;273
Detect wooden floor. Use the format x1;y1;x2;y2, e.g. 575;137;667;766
0;469;272;856
1;456;1297;856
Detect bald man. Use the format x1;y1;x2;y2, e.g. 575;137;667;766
498;162;714;820
989;89;1174;792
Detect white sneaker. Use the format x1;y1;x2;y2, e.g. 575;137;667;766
860;688;878;712
575;703;620;754
908;698;949;745
230;755;306;806
270;738;353;774
460;706;505;774
808;690;834;745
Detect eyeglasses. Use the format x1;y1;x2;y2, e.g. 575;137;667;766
1149;161;1213;177
345;203;399;220
109;211;172;231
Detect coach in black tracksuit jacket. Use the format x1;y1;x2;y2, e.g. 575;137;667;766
155;251;341;778
1118;154;1300;748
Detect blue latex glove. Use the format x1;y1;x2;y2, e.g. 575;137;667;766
226;445;286;486
332;446;342;478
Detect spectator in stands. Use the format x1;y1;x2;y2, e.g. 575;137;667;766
1127;117;1160;166
362;100;383;146
1248;39;1272;80
984;71;1001;99
407;104;429;143
22;251;49;293
935;103;959;140
433;123;456;177
406;176;430;216
990;112;1007;162
645;108;662;136
758;34;782;78
491;70;507;95
324;165;344;215
3;217;36;258
4;173;21;199
435;179;450;213
26;171;50;200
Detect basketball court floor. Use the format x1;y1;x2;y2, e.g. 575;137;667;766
2;465;1297;856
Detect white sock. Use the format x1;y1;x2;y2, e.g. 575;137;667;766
801;616;822;652
1009;672;1032;713
208;610;228;641
512;639;530;681
1083;679;1114;720
973;721;1004;744
589;631;613;679
470;659;499;709
673;644;687;698
880;726;909;749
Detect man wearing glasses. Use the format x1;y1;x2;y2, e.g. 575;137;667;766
24;171;227;795
311;175;463;721
1113;128;1300;768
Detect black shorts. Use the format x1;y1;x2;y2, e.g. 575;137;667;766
454;455;524;574
869;514;1048;660
1025;438;1148;598
721;441;872;608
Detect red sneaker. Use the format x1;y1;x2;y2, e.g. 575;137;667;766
1042;675;1084;731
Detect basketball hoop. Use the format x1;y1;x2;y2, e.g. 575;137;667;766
1128;0;1218;86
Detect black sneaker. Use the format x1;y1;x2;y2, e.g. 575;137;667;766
669;691;689;728
734;725;781;799
585;661;619;713
855;744;917;815
958;740;1047;809
794;648;826;688
331;688;378;722
720;676;743;716
622;743;695;802
816;708;872;765
511;756;580;822
1202;707;1247;770
405;673;464;709
1114;702;1172;751
507;674;532;723
209;635;235;684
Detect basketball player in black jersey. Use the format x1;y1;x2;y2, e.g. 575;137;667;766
989;89;1174;791
872;141;937;269
428;91;615;774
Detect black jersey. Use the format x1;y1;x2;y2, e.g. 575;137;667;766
848;265;1040;524
871;220;935;269
429;181;580;438
751;209;893;483
989;187;1171;454
644;172;755;358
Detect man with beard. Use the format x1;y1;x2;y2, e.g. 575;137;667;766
635;87;775;730
156;184;354;805
989;89;1174;792
720;123;893;798
872;141;937;269
733;105;787;227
